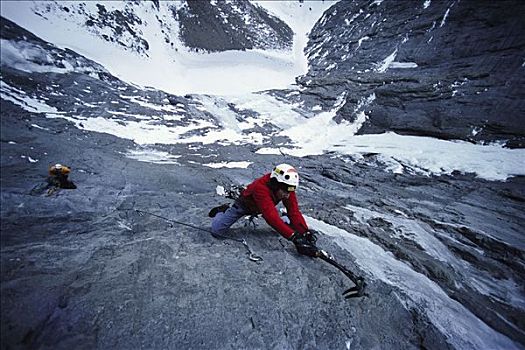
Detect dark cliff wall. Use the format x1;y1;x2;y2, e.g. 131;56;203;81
300;0;525;147
177;0;293;52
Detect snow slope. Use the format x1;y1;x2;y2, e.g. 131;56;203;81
2;74;524;181
0;0;335;95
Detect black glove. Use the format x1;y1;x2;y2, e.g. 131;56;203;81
292;234;319;257
303;230;318;245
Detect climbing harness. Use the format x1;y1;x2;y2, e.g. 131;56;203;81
224;184;245;200
134;209;263;263
245;215;258;230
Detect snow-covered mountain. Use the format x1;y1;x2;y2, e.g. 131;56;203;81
3;0;523;144
1;1;524;349
0;0;334;95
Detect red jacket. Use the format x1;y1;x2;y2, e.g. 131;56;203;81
239;173;308;239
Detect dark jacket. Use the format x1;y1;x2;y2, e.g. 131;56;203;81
238;173;308;239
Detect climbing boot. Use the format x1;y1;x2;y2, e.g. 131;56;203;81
208;203;230;218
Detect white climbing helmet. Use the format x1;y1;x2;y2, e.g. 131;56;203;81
270;163;299;190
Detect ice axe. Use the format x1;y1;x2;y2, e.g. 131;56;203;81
315;249;366;299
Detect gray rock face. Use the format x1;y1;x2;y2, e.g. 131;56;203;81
177;0;293;52
298;0;525;147
1;9;525;350
2;87;524;348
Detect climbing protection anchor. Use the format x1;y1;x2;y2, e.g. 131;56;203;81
316;249;366;299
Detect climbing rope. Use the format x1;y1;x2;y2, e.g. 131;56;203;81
134;209;263;262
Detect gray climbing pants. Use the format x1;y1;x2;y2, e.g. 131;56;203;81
211;203;249;236
211;203;291;236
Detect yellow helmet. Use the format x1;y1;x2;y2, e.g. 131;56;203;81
48;163;71;176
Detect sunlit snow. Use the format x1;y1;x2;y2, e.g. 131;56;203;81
3;74;524;181
125;149;181;165
258;131;524;181
375;49;398;73
203;161;252;169
389;62;418;68
440;7;452;27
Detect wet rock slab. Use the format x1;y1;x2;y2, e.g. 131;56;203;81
1;98;524;349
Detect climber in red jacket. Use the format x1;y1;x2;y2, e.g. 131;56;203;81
209;163;318;256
